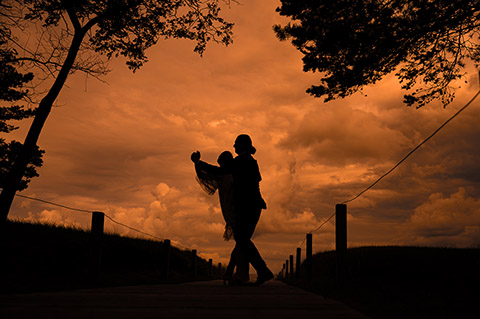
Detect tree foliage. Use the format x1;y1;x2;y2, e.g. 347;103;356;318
274;0;480;108
0;141;44;191
0;22;34;132
1;21;44;192
6;0;234;79
0;0;234;221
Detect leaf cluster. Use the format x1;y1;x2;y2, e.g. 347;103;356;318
0;140;44;191
1;0;234;192
0;24;35;132
274;0;480;108
19;0;234;71
0;46;33;103
1;13;43;191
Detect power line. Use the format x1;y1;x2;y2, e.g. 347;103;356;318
341;89;480;204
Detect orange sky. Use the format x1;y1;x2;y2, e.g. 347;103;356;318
7;0;480;272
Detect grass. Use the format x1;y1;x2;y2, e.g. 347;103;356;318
0;220;218;293
3;221;478;318
286;246;480;319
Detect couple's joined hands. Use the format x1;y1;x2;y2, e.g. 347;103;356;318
191;151;201;163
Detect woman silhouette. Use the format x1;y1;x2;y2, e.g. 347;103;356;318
191;134;273;286
194;151;236;241
192;150;248;284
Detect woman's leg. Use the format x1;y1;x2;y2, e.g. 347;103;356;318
223;246;236;285
224;243;249;285
232;244;250;283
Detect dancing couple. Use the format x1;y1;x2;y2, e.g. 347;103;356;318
191;134;274;286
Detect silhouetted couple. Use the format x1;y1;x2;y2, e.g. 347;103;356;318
191;134;274;286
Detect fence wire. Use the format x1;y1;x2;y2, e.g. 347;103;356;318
4;88;480;269
286;88;480;260
9;191;168;243
15;193;92;213
341;89;480;204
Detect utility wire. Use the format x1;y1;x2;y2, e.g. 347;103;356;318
341;89;480;204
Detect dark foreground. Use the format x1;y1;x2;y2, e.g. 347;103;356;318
290;246;480;319
0;280;369;319
0;221;215;293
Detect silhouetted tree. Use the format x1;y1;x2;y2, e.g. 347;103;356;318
1;21;44;192
0;0;234;223
274;0;480;108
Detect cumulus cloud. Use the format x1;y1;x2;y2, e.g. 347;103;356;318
22;209;84;229
6;0;480;272
402;188;480;247
279;104;410;166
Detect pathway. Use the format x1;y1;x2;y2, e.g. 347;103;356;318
0;280;370;318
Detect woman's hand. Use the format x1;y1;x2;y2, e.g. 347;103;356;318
191;151;201;163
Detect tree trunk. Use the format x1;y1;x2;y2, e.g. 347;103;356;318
0;30;86;224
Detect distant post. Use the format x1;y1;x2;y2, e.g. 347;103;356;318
162;239;171;281
218;262;222;276
208;258;213;277
289;254;294;280
296;247;301;280
285;259;289;279
306;233;313;283
89;211;104;283
336;204;347;285
192;249;197;278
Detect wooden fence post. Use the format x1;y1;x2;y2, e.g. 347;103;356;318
296;247;301;280
208;258;213;277
289;254;294;280
90;211;104;283
192;249;197;278
285;259;289;279
306;233;313;283
162;239;171;281
336;204;347;285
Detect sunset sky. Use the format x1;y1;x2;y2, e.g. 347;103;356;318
7;0;480;272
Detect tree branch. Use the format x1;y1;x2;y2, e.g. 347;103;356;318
65;5;81;31
82;15;101;34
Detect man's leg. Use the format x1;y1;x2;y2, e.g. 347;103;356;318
240;208;274;284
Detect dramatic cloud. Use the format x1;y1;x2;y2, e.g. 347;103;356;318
401;188;480;247
7;0;480;271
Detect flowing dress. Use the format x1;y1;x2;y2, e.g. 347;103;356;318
195;163;235;240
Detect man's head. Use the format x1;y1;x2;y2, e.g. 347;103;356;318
234;134;256;155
